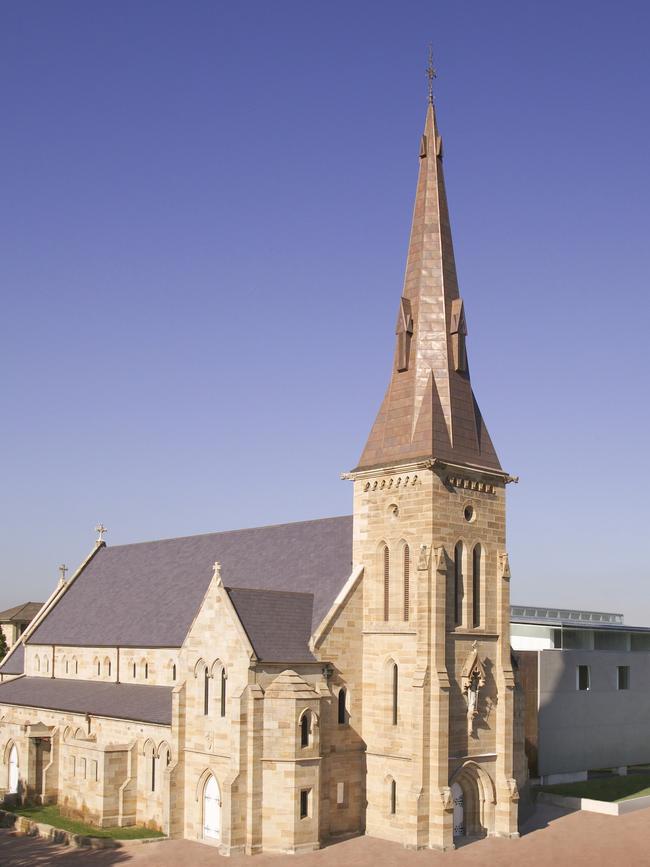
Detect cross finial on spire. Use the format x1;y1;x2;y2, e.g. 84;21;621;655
59;564;68;581
95;523;107;543
426;44;437;104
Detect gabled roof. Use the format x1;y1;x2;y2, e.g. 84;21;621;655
0;602;44;623
0;642;24;676
0;676;172;725
28;516;353;651
227;588;316;662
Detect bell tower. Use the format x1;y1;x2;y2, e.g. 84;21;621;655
345;93;520;849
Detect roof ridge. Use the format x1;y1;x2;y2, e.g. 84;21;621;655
102;514;353;551
227;586;314;599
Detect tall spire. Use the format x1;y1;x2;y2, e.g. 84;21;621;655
354;96;501;473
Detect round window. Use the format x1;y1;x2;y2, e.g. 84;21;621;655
464;505;476;523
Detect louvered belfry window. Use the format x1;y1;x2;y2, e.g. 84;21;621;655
403;545;410;621
383;545;390;621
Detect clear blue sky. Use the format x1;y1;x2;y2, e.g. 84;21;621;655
1;1;648;622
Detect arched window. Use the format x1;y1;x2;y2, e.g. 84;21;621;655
472;544;481;628
220;668;226;718
8;744;19;794
338;688;347;725
133;662;137;679
96;659;101;676
454;542;464;626
144;662;149;680
383;545;390;621
390;779;397;815
203;667;210;716
44;656;49;673
74;658;78;675
151;752;156;792
391;663;398;726
403;544;410;622
65;659;69;674
35;656;40;672
300;712;310;748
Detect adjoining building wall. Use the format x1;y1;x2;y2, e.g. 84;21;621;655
535;649;650;778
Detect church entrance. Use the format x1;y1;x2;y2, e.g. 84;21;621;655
8;745;18;794
451;782;464;838
203;775;221;841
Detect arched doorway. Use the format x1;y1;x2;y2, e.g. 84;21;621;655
451;781;464;838
8;745;19;794
449;761;496;840
203;775;221;841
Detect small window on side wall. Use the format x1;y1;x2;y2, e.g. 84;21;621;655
577;665;590;691
300;788;310;819
300;713;310;748
618;665;630;690
338;688;347;725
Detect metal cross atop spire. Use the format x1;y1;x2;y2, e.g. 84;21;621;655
59;564;68;581
426;44;437;104
95;523;107;543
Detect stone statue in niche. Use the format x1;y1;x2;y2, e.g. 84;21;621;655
461;641;486;737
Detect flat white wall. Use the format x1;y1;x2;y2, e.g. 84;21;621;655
538;649;650;776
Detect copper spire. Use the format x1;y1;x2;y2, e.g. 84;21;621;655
354;99;501;473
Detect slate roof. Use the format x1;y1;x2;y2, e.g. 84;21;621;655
0;676;172;725
0;602;43;623
227;588;316;662
0;642;24;676
28;516;353;655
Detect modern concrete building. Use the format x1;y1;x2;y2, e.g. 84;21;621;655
512;606;650;783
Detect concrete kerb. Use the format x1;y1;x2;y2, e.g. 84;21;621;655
0;808;170;849
537;791;650;816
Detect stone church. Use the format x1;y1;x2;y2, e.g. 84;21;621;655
0;94;524;853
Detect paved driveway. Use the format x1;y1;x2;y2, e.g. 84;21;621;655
2;804;650;866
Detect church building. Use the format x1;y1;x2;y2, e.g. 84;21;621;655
0;91;523;853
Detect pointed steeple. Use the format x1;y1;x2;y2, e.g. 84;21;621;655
354;101;501;472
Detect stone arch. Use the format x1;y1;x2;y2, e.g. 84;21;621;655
35;655;41;672
449;761;496;839
141;737;156;757
383;656;400;726
157;739;172;765
5;741;19;794
199;771;222;842
103;656;111;677
398;539;410;622
193;657;207;678
384;772;397;815
72;656;78;675
44;655;49;673
62;726;73;743
377;540;390;621
93;656;101;676
298;707;318;747
2;738;17;765
74;727;85;740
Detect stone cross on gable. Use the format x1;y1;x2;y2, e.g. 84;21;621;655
95;523;107;543
59;564;68;581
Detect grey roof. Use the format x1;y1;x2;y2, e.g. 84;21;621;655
0;676;172;725
0;602;44;623
28;516;353;652
510;616;650;634
228;588;316;662
0;642;24;676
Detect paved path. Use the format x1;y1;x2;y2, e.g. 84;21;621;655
2;804;650;866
